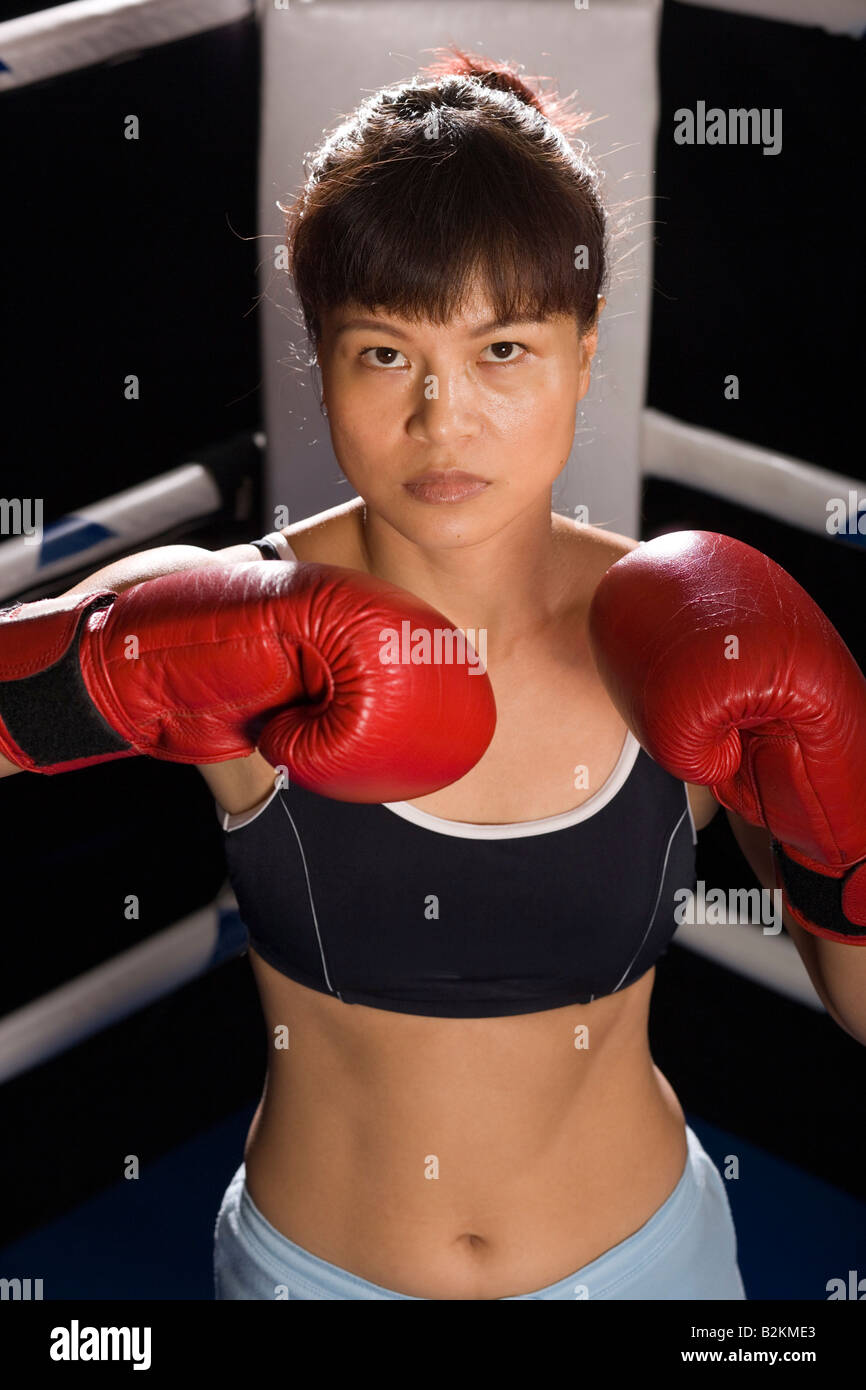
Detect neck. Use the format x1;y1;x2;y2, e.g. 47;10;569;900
356;496;575;663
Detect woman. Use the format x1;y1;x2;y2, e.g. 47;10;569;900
203;50;745;1300
0;49;746;1300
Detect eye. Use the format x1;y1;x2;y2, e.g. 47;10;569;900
359;346;408;369
479;341;528;365
358;340;529;370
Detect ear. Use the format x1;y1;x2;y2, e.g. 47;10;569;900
583;296;606;357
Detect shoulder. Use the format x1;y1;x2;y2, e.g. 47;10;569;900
279;498;365;567
553;512;640;556
553;513;641;595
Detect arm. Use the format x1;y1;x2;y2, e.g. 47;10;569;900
0;550;496;796
726;806;866;1047
0;540;262;779
60;542;262;598
587;530;866;1040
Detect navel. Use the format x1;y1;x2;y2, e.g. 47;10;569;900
458;1232;487;1251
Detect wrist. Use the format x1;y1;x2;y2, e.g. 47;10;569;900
0;590;135;774
771;839;866;943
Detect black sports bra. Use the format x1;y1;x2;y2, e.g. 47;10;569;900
215;531;698;1018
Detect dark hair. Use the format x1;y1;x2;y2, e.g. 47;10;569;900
279;46;613;352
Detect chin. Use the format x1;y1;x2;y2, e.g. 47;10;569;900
405;508;514;552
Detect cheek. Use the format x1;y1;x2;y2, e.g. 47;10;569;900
492;382;574;445
329;415;398;487
335;377;400;431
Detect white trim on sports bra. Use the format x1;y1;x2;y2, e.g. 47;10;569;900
213;729;643;839
381;729;641;840
216;782;280;833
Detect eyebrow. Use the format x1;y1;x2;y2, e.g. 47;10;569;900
333;316;548;341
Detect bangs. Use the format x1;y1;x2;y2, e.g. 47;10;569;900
288;121;606;345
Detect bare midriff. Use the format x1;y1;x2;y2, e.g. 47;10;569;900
242;951;688;1300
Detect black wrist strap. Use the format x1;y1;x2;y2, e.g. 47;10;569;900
0;594;132;767
772;839;866;939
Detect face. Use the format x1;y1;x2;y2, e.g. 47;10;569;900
316;280;603;548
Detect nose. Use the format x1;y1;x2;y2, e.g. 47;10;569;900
407;371;482;444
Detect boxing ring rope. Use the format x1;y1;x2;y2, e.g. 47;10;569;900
16;413;861;604
0;0;253;92
0;887;248;1085
0;432;264;603
642;409;866;547
4;0;859;93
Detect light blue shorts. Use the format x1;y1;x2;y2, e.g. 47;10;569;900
213;1123;746;1300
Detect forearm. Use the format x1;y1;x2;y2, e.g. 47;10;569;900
61;542;258;598
726;807;866;1046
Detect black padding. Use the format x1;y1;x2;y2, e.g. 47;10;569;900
0;602;132;766
772;840;865;939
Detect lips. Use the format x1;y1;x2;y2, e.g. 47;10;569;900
406;469;488;485
403;469;490;504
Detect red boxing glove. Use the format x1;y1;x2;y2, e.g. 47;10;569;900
587;531;866;944
0;560;496;802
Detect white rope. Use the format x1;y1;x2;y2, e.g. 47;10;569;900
0;0;253;92
0;886;246;1084
642;408;865;543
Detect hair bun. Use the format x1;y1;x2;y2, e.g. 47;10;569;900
456;58;544;112
417;45;590;135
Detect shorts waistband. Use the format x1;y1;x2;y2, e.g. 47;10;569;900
228;1124;704;1300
